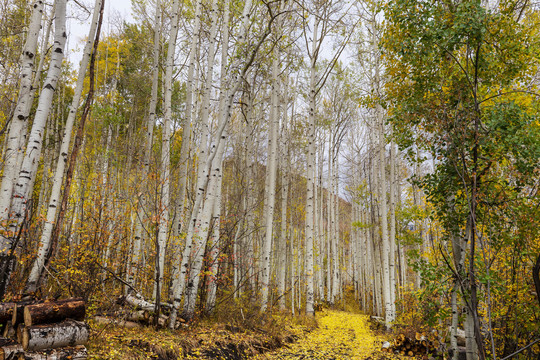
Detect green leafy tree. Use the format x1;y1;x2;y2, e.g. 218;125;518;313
384;0;540;357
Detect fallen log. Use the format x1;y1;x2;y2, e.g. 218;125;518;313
22;320;89;351
123;310;149;323
0;343;23;360
17;345;87;360
117;294;172;314
0;338;23;360
122;294;155;312
24;298;85;326
12;299;41;326
94;316;140;329
0;304;16;324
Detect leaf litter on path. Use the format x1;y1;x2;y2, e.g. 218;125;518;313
256;310;401;360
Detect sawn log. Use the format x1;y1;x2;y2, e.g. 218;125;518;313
22;320;89;351
0;304;16;324
17;345;87;360
23;299;85;326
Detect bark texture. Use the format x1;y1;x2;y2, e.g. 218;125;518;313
22;320;89;351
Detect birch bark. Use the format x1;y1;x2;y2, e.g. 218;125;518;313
180;0;221;320
169;0;280;325
25;0;104;294
260;46;280;312
304;16;318;316
0;0;44;223
1;3;67;293
130;0;161;291
154;0;179;303
277;85;289;310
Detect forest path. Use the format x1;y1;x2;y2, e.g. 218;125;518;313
257;310;396;360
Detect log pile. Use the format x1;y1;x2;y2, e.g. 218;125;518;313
0;298;88;359
382;332;440;358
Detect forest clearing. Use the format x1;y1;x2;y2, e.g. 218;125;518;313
0;0;539;359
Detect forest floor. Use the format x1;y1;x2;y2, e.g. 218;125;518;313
256;310;399;360
88;309;398;359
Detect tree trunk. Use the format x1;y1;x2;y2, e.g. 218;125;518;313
0;0;44;223
8;0;67;231
129;0;161;293
260;46;280;312
304;17;318;317
277;88;289;310
153;0;172;305
170;0;276;326
173;0;202;240
22;320;89;351
0;0;66;300
24;0;104;295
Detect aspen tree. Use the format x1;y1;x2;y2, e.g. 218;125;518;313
181;0;221;320
206;0;231;311
130;0;161;291
304;13;318;316
8;0;67;227
169;0;278;325
205;175;223;314
154;0;179;307
260;40;281;312
25;0;105;295
169;0;201;293
0;0;44;223
277;74;289;310
0;1;67;299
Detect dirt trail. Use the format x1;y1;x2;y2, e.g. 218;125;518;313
257;310;395;360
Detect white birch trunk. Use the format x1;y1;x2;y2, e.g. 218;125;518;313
173;0;202;239
451;285;459;360
181;0;221;320
305;19;318;315
0;0;44;224
25;0;104;294
169;0;202;294
130;0;161;292
260;48;280;312
182;127;228;320
154;0;178;301
205;176;222;314
170;0;263;325
389;140;397;313
277;91;289;310
317;142;325;301
331;154;340;302
7;0;67;246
